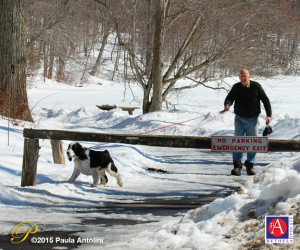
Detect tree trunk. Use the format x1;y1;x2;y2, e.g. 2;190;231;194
57;56;65;82
48;55;54;80
149;0;164;112
142;81;152;113
48;43;55;79
90;28;109;76
0;0;33;122
145;0;153;77
43;41;48;81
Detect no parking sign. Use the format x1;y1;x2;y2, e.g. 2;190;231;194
211;136;268;153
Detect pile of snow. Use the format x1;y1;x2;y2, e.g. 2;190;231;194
127;156;300;249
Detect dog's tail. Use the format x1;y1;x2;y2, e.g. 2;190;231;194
107;162;123;187
110;161;118;173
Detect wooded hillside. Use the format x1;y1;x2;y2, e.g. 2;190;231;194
1;0;299;120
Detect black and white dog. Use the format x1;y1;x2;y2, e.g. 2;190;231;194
66;142;123;187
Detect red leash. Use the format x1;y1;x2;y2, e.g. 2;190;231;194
138;116;205;135
140;108;229;135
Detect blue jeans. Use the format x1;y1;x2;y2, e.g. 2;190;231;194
233;115;258;163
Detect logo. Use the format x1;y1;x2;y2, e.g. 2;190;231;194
265;216;293;244
11;222;46;244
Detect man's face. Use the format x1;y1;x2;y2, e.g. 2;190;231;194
239;70;250;86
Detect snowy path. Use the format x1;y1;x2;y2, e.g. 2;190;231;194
88;145;288;200
56;147;292;250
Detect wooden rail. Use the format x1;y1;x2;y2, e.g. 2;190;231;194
23;128;300;151
23;129;211;148
21;128;300;187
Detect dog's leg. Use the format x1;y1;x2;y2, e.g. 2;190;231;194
67;168;81;183
107;162;123;187
90;168;100;187
98;168;108;186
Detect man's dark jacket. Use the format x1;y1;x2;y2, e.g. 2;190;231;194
224;80;272;118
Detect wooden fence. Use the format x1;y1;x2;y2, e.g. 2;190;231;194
21;128;300;187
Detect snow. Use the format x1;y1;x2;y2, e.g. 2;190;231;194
1;72;300;249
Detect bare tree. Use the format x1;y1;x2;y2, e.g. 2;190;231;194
94;0;296;113
150;0;165;112
0;0;33;122
21;0;299;114
90;26;110;76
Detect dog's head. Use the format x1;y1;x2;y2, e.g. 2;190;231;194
66;142;88;161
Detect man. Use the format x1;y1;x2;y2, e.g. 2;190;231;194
224;69;272;176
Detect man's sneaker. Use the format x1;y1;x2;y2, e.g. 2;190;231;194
231;160;243;176
245;161;255;175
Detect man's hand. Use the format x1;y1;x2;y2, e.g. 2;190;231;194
225;104;230;111
266;116;271;124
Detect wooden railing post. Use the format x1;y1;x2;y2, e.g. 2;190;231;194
50;139;66;165
21;138;40;187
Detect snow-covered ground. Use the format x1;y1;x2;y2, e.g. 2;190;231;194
1;73;300;249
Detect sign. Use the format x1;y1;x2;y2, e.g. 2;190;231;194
211;136;268;153
265;216;293;244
